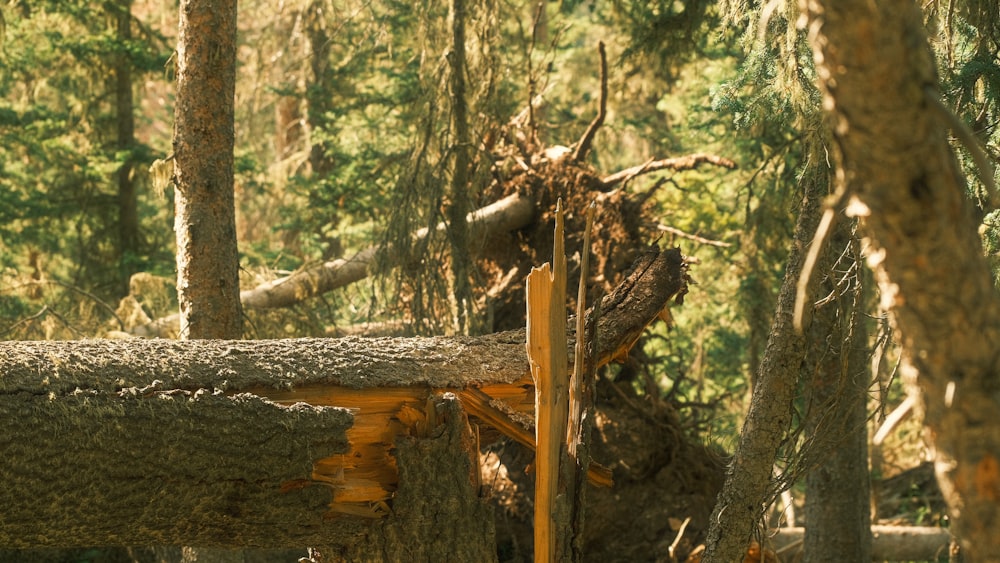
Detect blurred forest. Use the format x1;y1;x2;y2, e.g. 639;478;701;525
2;0;999;561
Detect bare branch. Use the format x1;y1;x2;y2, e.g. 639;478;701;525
572;41;608;163
600;153;737;189
656;224;732;248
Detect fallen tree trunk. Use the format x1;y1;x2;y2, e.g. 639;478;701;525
770;526;954;561
0;246;687;549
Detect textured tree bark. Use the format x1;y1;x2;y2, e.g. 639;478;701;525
173;0;242;340
803;223;872;562
802;0;1000;559
701;168;827;562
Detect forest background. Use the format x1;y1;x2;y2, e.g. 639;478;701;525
1;0;999;561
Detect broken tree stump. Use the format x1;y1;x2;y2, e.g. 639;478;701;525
0;246;687;549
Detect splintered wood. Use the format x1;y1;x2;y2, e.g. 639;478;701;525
526;200;571;563
525;200;596;563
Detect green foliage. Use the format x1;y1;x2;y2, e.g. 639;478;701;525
0;1;172;336
922;1;1000;210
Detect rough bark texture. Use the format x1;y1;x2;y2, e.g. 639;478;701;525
803;1;1000;559
0;393;351;547
173;0;242;339
0;336;507;551
701;171;827;562
803;223;872;562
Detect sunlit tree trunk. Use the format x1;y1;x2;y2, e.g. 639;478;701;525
803;0;1000;559
173;0;243;340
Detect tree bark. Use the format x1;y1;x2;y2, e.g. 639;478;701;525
702;167;827;562
173;0;242;340
803;1;1000;559
803;223;871;562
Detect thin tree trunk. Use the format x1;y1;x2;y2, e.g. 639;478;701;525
702;172;828;562
802;223;871;562
173;0;242;340
803;1;1000;559
305;0;334;177
448;0;474;334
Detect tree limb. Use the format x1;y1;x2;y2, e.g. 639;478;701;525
131;192;536;337
599;153;737;189
572;41;607;163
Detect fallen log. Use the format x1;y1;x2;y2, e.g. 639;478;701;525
0;246;687;548
769;526;954;561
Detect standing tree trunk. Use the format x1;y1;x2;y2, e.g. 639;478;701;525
803;0;1000;559
702;168;828;562
447;0;474;334
803;222;872;562
173;0;242;340
114;0;139;297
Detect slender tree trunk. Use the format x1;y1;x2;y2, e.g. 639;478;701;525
173;0;243;340
448;0;474;334
702;172;828;562
305;0;334;177
115;0;139;297
803;1;1000;559
802;223;871;562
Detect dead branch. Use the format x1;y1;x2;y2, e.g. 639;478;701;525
657;224;732;248
573;41;608;163
600;153;737;189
